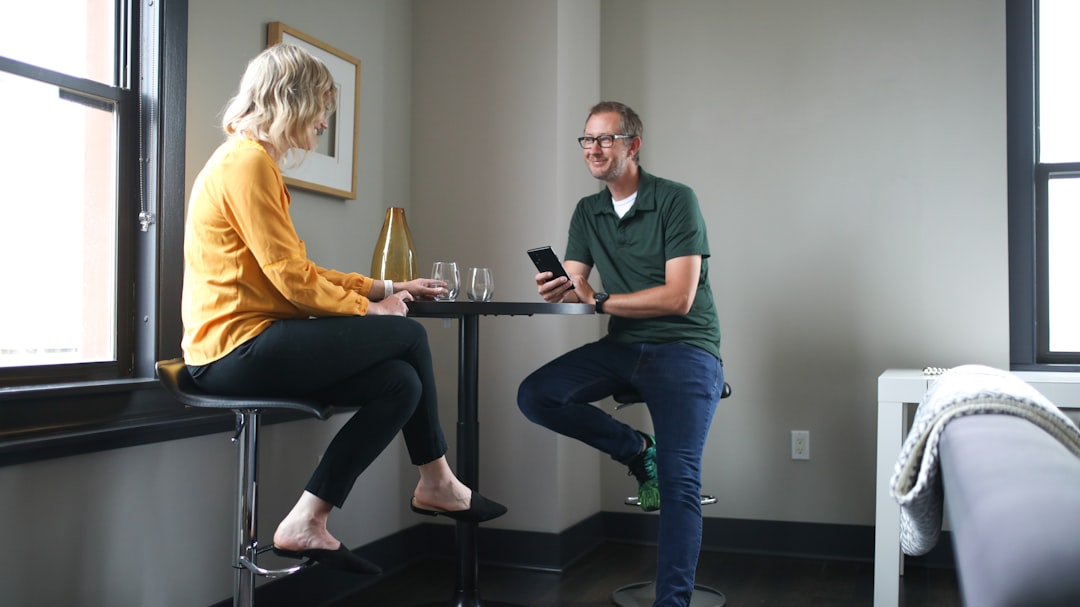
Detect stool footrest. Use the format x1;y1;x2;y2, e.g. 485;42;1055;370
612;581;726;606
624;494;716;507
238;556;311;579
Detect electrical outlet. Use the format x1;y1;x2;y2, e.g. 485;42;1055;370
791;430;810;460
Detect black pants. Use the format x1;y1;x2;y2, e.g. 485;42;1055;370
189;315;448;507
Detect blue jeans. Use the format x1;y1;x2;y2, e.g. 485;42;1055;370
518;339;723;607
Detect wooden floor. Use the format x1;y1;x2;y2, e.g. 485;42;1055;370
331;542;962;606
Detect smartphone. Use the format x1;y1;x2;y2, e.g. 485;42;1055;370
527;246;575;289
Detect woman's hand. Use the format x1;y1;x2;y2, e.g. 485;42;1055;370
366;290;413;316
397;277;447;301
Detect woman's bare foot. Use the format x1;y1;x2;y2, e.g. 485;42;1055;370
272;491;339;552
272;491;382;575
411;456;474;513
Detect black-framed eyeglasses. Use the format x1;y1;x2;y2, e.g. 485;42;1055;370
577;134;634;148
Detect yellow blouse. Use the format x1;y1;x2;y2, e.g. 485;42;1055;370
181;138;373;366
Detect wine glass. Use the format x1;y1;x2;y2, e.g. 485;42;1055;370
467;267;494;302
431;261;459;301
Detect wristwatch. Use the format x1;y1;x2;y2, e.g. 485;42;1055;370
594;291;609;314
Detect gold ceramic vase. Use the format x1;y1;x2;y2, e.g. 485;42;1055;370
370;207;419;282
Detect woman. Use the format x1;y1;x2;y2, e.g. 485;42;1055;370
181;44;506;574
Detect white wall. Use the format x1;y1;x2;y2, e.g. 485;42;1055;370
0;0;1009;604
594;0;1007;524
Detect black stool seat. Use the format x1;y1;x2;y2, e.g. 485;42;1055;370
156;358;333;419
610;381;730;607
156;358;337;607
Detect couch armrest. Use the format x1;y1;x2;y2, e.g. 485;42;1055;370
941;414;1080;607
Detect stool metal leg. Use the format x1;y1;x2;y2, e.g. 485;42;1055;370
234;411;258;607
613;496;724;606
231;410;310;607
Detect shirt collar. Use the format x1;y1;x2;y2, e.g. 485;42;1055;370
590;167;656;215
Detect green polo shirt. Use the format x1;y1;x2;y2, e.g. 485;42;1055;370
565;168;721;359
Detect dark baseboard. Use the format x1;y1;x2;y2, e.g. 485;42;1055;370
607;511;954;568
209;513;954;606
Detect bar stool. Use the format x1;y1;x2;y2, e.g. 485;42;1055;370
609;382;731;607
156;358;334;607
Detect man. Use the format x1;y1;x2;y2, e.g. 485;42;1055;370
517;101;723;607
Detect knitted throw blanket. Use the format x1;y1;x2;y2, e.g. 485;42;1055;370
889;364;1080;556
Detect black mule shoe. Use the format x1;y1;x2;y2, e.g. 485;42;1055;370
272;544;382;575
410;490;508;523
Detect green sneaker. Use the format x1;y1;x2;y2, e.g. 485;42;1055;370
626;434;659;512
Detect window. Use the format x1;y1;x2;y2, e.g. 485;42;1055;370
1009;0;1080;369
1038;1;1080;355
0;0;195;464
0;0;131;385
0;0;184;387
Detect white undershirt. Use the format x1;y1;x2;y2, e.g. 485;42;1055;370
612;192;637;218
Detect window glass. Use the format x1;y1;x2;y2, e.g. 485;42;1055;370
1038;0;1080;163
0;0;116;85
0;72;118;368
1036;0;1080;358
1009;0;1080;368
1048;177;1080;352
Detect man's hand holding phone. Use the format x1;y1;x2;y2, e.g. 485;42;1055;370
528;246;577;303
535;271;577;303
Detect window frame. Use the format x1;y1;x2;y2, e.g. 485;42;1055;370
1008;0;1080;371
0;0;250;466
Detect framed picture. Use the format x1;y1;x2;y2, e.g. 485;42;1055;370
267;22;360;199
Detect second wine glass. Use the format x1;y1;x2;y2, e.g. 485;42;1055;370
431;261;459;301
467;267;494;302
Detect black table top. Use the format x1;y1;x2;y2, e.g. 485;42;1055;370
407;300;594;317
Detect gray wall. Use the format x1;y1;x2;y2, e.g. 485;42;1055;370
0;0;1007;604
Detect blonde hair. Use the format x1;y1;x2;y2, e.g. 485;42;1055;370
222;44;337;165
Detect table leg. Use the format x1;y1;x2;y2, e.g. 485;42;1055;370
455;314;480;603
421;314;521;607
874;399;905;607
